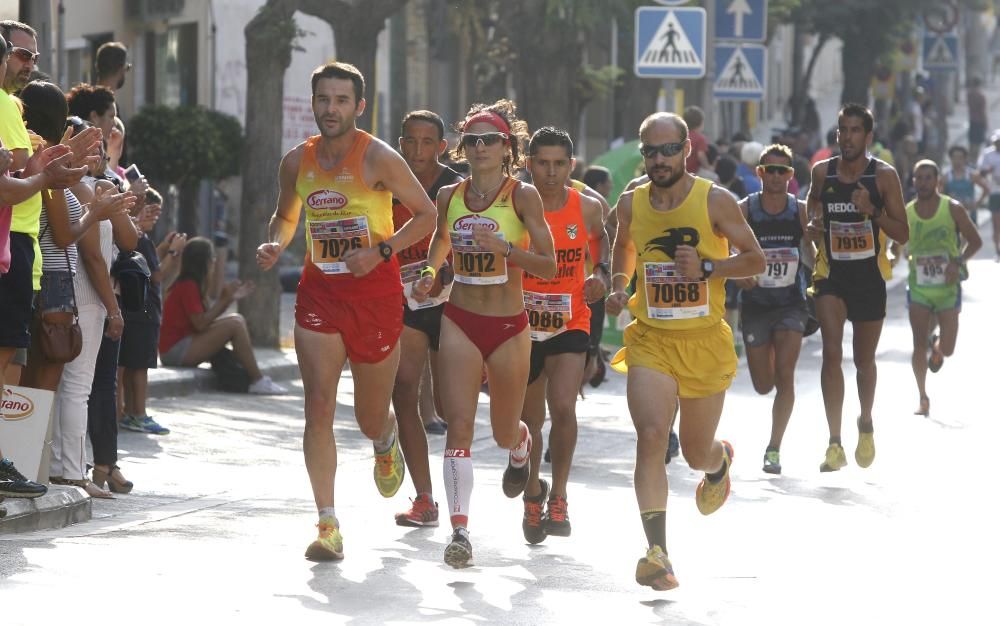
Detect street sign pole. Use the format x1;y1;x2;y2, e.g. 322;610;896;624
704;0;716;132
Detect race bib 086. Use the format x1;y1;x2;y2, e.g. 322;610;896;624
524;291;572;341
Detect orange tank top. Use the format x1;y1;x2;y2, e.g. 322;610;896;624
522;189;591;341
296;132;400;299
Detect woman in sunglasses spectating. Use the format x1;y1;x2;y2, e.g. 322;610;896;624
412;99;556;568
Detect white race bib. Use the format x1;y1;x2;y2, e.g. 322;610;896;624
309;216;371;274
643;262;709;320
450;231;508;285
915;253;949;287
829;220;875;261
401;260;452;310
524;291;572;341
757;247;799;288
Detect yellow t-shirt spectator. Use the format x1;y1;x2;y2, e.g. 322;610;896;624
0;91;42;289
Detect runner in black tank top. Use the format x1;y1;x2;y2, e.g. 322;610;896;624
805;104;909;475
815;156;889;291
735;144;813;476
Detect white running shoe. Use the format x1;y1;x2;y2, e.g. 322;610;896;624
248;375;288;395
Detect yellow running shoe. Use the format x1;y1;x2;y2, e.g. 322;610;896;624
304;516;343;561
695;440;734;516
374;432;406;498
819;443;847;472
635;545;679;590
855;421;875;468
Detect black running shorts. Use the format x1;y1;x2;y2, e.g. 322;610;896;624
528;329;589;385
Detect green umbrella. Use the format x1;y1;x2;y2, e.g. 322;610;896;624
592;139;644;206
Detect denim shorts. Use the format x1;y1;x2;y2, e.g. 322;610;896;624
38;270;76;314
159;336;192;366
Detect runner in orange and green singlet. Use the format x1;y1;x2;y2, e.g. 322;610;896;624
517;127;608;545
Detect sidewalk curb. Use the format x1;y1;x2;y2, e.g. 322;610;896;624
146;348;300;399
0;486;91;534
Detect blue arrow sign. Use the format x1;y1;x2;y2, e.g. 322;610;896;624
922;34;959;70
715;0;767;42
713;44;767;101
634;7;706;78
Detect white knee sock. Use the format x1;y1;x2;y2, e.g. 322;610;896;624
443;448;473;529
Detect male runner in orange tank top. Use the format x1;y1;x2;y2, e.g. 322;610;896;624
256;62;436;562
518;127;608;545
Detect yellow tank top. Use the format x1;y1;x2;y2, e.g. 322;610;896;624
295;132;399;297
446;177;528;285
296;132;394;272
628;178;728;330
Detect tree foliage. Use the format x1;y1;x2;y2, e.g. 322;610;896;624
789;0;940;104
129;105;243;186
297;0;409;133
448;0;640;138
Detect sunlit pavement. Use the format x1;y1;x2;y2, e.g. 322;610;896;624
1;246;996;625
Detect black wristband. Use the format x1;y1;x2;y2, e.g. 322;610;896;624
378;241;393;262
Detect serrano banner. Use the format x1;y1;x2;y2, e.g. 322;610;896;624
0;385;54;483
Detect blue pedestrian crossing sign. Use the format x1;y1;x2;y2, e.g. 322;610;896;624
634;6;707;78
923;34;959;70
713;44;766;101
715;0;767;42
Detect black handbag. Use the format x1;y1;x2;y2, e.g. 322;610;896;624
209;347;251;393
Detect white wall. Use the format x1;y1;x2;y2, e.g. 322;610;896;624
212;0;336;154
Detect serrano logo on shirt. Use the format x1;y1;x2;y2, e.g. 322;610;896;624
453;214;499;232
566;223;578;240
306;189;348;210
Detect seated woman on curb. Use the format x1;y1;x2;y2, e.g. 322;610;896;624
158;237;287;394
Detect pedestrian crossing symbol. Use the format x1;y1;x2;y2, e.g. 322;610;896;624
923;34;958;70
713;43;766;101
634;6;706;78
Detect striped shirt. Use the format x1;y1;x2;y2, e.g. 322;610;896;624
38;189;83;273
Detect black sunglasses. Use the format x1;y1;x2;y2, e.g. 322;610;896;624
760;164;794;175
639;142;685;159
10;46;39;63
461;132;508;148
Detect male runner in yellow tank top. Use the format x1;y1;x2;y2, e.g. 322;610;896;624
256;62;436;561
606;112;764;591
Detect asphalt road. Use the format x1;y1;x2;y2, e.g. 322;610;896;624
1;242;997;626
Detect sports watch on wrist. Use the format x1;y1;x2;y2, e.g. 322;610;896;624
700;259;714;280
378;241;393;263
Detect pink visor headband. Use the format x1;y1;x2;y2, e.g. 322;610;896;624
462;111;511;135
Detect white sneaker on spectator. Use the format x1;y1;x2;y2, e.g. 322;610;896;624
248;376;288;395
